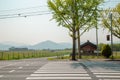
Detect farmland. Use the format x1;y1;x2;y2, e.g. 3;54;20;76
0;50;120;60
0;50;71;60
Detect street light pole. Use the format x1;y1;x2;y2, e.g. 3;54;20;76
110;12;114;60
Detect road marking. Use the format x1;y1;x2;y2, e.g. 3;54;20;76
94;73;120;74
9;70;15;73
26;77;91;80
0;64;13;69
18;67;23;69
92;71;120;73
0;75;3;78
99;79;120;80
96;75;120;78
34;72;87;74
31;74;89;77
26;64;29;66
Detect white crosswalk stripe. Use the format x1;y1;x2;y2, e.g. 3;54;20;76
0;75;3;78
94;72;120;80
93;70;120;80
85;61;120;80
30;73;89;76
26;76;91;80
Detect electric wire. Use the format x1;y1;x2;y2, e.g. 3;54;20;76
0;1;119;19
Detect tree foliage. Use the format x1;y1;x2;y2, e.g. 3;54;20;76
48;0;103;34
101;3;120;39
101;44;112;58
47;0;103;60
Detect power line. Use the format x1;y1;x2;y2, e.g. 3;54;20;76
0;0;120;19
0;10;50;17
0;12;51;19
0;5;47;13
0;5;50;19
0;11;51;19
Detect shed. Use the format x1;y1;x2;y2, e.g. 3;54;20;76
80;40;97;54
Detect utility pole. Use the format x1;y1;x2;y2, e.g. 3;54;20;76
95;6;99;57
96;24;99;57
110;12;114;60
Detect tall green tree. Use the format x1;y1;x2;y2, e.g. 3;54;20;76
75;0;103;58
101;3;120;39
47;0;103;60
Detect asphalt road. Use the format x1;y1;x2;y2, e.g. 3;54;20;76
0;58;48;80
0;58;120;80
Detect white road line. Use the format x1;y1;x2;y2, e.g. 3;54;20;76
96;75;120;78
0;64;13;69
94;73;120;74
31;74;89;77
9;70;15;73
34;72;87;74
26;77;91;80
18;67;23;69
99;79;120;80
26;64;29;66
92;71;120;73
0;75;3;78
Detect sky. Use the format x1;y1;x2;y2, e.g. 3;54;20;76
0;0;120;45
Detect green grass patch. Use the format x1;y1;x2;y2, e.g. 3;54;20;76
0;50;71;60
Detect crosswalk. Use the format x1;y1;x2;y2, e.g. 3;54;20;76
88;62;120;80
26;62;91;80
94;72;120;80
26;61;120;80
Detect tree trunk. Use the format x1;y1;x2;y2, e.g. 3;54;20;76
72;30;76;60
71;0;76;61
77;30;82;59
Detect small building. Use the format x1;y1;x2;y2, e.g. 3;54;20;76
80;40;97;54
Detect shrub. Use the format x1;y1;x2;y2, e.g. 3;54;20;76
101;44;112;58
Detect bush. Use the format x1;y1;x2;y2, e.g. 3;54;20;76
101;44;112;58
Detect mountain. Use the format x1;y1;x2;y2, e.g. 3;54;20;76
29;40;72;50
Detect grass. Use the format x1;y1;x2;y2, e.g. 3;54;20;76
112;51;120;59
0;50;119;61
47;52;120;61
0;50;71;60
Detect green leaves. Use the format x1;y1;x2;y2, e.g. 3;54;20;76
101;3;120;39
48;0;104;37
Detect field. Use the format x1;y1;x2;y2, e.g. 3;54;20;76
113;51;120;59
0;50;71;60
0;50;120;60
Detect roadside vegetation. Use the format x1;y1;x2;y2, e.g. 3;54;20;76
0;49;119;61
0;50;70;60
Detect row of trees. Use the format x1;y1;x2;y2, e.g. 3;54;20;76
47;0;120;60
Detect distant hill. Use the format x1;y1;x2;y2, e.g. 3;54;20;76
0;40;72;50
29;40;72;50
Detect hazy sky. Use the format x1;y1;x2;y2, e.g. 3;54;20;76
0;0;120;45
